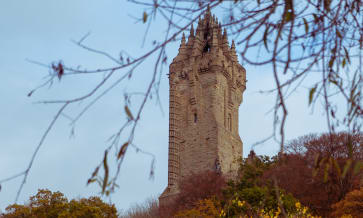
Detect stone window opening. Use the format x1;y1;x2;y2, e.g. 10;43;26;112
204;31;209;40
194;113;198;123
203;43;211;53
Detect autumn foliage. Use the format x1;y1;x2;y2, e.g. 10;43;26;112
159;171;226;217
0;189;117;218
265;132;362;216
165;132;362;217
331;187;363;218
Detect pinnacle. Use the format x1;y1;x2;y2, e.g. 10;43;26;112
190;24;194;37
223;28;227;37
181;32;186;45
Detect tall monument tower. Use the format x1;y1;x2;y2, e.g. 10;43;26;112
160;9;246;204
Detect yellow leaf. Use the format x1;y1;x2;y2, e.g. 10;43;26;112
117;142;129;160
342;159;352;179
303;18;309;34
102;151;109;193
308;86;317;105
143;11;148;23
125;105;134;120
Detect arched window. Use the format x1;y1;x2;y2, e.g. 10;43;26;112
194;113;198;123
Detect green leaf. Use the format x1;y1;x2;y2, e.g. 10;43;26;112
125;105;134;120
308;86;317;105
118;142;129;160
303;18;308;34
342;159;352;179
143;11;148;23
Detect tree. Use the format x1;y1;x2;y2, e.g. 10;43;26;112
222;155;299;217
1;0;361;199
263;132;362;216
173;156;317;217
0;189;118;218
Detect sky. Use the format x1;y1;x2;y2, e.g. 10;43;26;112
0;0;334;213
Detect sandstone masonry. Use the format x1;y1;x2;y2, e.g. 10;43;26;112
159;9;246;205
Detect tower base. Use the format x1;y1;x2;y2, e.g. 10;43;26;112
159;185;179;207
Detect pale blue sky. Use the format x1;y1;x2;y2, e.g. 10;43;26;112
0;0;332;213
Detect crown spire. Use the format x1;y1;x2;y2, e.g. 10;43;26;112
206;4;211;15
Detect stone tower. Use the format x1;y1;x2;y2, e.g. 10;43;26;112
159;9;246;205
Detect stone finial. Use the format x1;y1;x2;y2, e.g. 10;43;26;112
176;32;187;59
223;28;228;41
230;40;238;61
181;32;186;46
190;24;194;37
